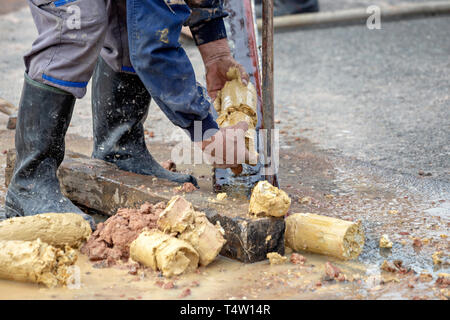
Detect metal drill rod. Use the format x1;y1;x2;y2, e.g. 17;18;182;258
262;0;278;187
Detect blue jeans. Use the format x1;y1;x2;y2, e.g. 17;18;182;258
127;0;219;141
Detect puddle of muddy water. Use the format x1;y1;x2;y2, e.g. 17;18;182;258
0;252;370;300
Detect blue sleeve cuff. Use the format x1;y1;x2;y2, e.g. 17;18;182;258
189;18;227;46
185;113;219;142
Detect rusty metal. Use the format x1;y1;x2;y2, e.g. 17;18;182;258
261;0;278;187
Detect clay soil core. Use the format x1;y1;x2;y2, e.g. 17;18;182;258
81;202;164;265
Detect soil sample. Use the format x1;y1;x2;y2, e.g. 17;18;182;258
214;67;259;171
158;196;195;234
130;230;199;277
285;213;365;260
249;180;291;217
0;239;77;287
158;196;226;266
81;202;163;264
178;212;226;266
0;213;91;248
267;252;287;265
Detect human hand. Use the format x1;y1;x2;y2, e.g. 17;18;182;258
198;39;250;101
199;121;250;168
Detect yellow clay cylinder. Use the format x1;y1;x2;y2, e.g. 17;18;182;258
285;213;365;260
157;196;226;267
0;239;77;287
179;212;226;266
0;213;91;248
219;68;257;117
214;67;259;169
130;230;199;277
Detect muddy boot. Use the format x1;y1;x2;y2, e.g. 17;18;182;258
4;74;96;230
91;58;198;187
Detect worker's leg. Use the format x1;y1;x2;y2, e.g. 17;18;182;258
127;0;217;140
5;0;108;229
92;0;198;186
25;0;108;98
99;0;135;74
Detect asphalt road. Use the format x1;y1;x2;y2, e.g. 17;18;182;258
271;15;450;184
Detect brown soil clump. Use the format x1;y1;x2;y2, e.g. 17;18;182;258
81;202;164;265
174;182;197;193
436;274;450;288
325;261;342;279
290;253;306;265
161;160;177;172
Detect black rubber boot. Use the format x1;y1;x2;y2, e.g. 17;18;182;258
4;74;96;230
255;0;319;18
91;58;198;187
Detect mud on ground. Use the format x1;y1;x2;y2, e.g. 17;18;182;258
0;130;447;300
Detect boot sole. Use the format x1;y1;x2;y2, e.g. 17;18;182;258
4;202;23;219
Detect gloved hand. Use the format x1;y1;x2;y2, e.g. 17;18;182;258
198;121;250;169
198;39;250;101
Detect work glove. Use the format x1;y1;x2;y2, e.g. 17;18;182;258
198;39;250;101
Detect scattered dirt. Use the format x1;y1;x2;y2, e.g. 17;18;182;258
290;253;306;265
324;262;344;280
267;252;287;265
381;260;398;273
379;234;393;248
419;273;433;283
161;160;177;172
381;260;413;275
163;281;175;289
174;182;197;193
179;288;191;298
81;202;165;265
412;238;423;248
436;274;450;288
418;170;432;177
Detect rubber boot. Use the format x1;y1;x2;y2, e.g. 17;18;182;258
91;58;198;187
4;74;96;230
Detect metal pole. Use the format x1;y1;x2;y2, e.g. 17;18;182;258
262;0;277;186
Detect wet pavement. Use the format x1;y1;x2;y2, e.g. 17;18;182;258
0;1;448;300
